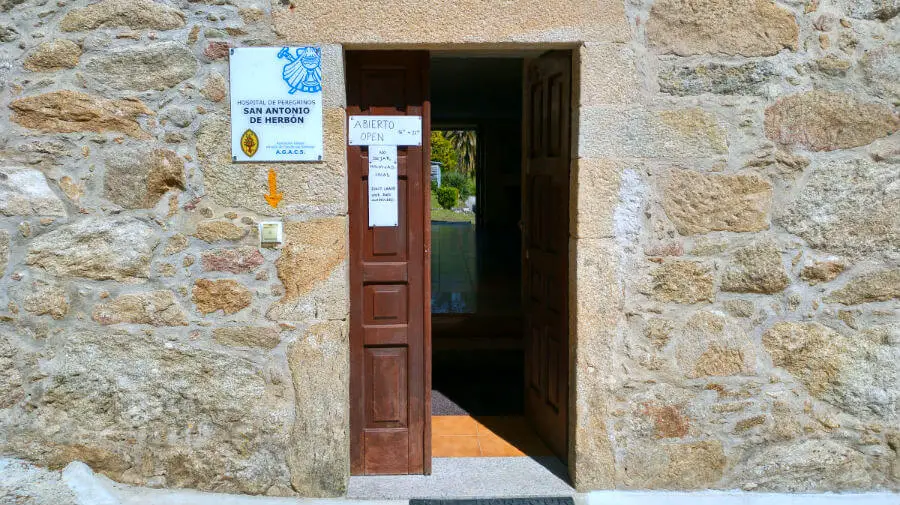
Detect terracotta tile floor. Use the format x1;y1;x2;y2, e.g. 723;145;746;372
432;415;553;457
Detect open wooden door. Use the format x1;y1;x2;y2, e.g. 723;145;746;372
522;51;571;462
347;51;431;475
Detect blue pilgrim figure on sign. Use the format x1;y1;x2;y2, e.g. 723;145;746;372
278;46;322;94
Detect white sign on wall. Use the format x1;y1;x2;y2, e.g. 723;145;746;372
350;115;422;228
368;146;399;227
230;46;324;162
348;116;422;146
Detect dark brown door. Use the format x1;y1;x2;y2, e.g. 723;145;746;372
522;51;571;461
347;51;431;476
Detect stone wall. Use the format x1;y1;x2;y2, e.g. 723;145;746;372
0;0;898;497
595;0;900;492
0;0;348;497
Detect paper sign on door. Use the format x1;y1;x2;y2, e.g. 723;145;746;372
368;145;398;227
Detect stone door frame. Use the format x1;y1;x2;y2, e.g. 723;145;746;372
339;44;598;486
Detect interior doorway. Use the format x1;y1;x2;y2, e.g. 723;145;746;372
429;55;538;457
347;49;573;482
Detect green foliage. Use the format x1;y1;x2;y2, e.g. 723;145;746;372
430;192;474;223
441;170;475;200
435;186;459;210
430;180;438;192
430;131;458;172
444;130;477;176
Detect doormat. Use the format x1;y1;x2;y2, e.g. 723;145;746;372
411;498;574;505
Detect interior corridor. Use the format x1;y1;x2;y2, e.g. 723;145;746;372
428;54;558;464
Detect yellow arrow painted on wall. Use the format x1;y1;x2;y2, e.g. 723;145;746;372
264;169;283;208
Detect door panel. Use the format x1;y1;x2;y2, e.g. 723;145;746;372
348;51;431;476
523;52;571;462
366;347;408;426
364;284;409;324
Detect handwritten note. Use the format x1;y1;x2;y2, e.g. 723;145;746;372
349;116;422;146
368;145;398;227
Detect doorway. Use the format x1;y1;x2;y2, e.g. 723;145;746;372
429;56;536;458
347;49;573;480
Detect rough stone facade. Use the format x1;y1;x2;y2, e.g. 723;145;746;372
1;0;347;497
0;0;898;498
